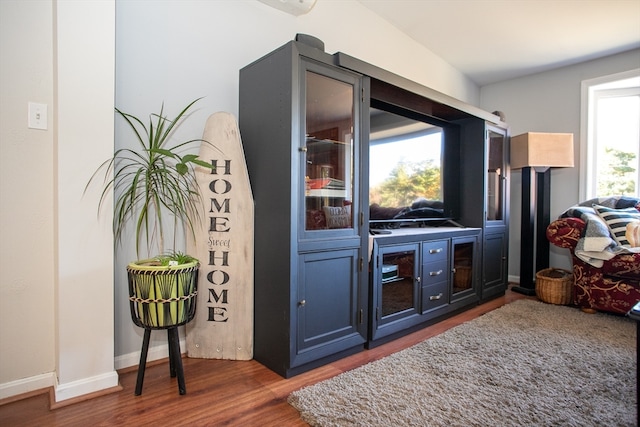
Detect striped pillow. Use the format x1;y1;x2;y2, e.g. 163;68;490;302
593;204;640;247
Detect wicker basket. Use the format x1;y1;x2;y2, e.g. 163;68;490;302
535;268;573;305
453;264;472;292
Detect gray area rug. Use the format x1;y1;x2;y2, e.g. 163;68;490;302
288;299;637;426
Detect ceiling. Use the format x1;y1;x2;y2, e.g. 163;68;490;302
357;0;640;86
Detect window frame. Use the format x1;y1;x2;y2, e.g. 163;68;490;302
580;68;640;200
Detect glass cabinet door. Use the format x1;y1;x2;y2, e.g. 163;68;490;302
452;240;474;295
304;69;355;232
487;126;506;222
379;245;419;322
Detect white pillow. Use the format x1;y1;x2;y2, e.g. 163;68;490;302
322;205;352;229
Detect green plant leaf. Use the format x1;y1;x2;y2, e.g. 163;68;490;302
182;154;199;163
175;163;188;176
150;148;177;158
86;97;214;258
192;159;215;169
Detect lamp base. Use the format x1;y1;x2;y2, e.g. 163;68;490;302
518;166;551;300
511;285;537;296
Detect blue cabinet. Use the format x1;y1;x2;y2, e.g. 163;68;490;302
369;228;481;345
240;40;367;378
240;36;509;377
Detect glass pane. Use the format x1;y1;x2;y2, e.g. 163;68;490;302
304;71;354;231
453;242;473;294
487;130;504;221
595;94;640;197
381;250;415;317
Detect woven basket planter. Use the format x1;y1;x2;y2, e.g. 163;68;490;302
535;268;573;305
127;260;199;329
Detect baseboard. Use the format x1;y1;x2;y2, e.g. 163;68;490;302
1;338;186;404
54;371;120;403
114;336;187;370
1;370;121;407
0;372;56;403
508;274;520;284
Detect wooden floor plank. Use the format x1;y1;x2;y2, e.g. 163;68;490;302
0;288;527;426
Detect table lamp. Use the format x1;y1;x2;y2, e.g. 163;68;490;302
510;132;574;295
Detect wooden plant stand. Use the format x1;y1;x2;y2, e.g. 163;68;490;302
135;327;186;395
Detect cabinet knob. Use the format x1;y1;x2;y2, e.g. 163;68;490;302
299;147;308;152
299;299;306;307
415;276;421;284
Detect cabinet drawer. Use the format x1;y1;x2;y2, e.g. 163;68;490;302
421;281;449;312
421;260;448;287
422;240;448;263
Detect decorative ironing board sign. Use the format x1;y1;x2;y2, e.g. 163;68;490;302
186;112;254;360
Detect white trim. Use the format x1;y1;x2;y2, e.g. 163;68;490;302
0;372;57;400
54;371;119;403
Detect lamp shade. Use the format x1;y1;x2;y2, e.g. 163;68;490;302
510;132;574;169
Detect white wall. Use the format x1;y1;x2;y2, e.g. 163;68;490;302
0;0;56;391
480;48;640;279
54;0;118;401
0;0;117;402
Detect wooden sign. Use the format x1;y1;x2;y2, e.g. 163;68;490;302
186;112;254;360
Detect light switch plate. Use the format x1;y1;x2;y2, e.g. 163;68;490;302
28;102;48;130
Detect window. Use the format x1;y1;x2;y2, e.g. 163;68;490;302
581;70;640;199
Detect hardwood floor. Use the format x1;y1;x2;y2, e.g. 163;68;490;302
0;288;528;426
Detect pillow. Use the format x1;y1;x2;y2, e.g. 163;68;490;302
370;203;405;220
626;221;640;247
578;196;640;209
323;205;351;229
593;204;640;247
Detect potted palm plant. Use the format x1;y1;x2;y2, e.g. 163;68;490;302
88;97;213;330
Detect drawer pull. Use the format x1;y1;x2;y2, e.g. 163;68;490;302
429;248;443;254
429;269;443;276
429;293;443;301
